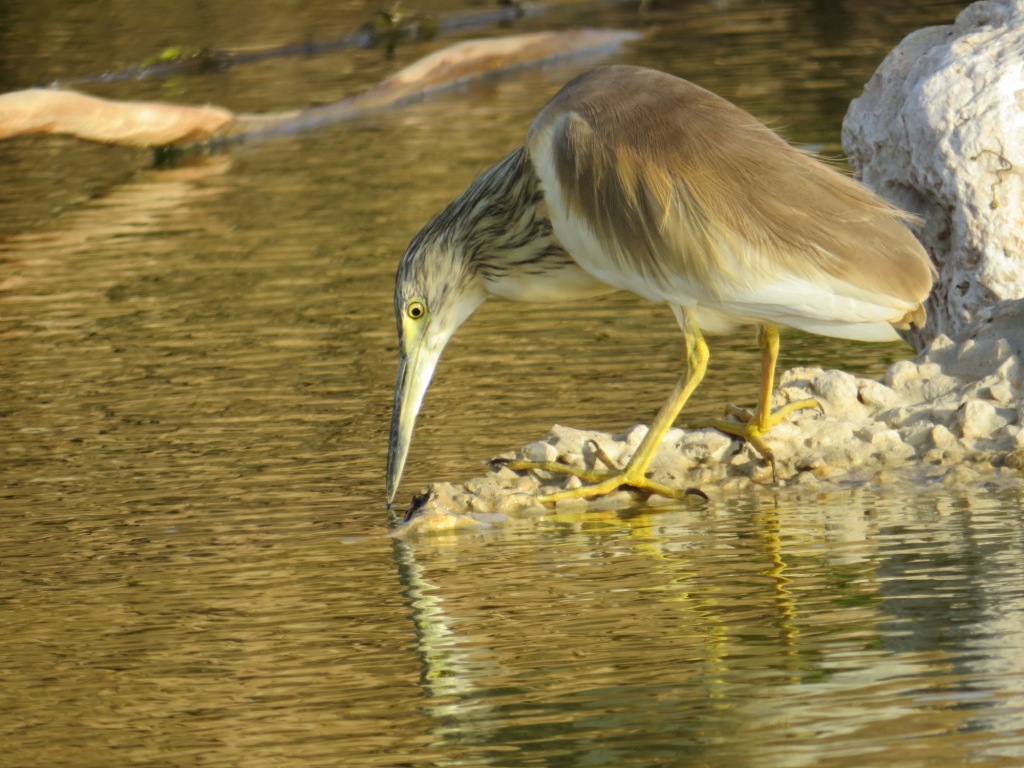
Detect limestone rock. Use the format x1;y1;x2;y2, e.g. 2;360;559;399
842;0;1024;348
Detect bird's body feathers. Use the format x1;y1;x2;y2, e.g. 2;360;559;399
526;65;933;340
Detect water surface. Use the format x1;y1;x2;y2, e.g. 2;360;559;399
4;1;1023;766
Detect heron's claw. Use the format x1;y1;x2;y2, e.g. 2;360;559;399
538;473;708;504
701;398;821;482
496;456;707;504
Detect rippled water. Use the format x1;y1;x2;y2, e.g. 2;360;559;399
3;1;1023;766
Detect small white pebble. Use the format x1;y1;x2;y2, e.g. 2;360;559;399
958;399;1005;439
777;385;813;403
750;463;774;484
941;463;976;487
493;465;521;483
869;428;905;449
858;380;896;411
997;355;1020;386
728;450;751;467
885;359;920;390
987;380;1015;404
621;424;649;448
680;430;733;462
793;470;820;487
957;338;1011;371
1004;450;1024;470
922;374;960;400
812;369;859;408
921;333;955;363
931;424;957;449
899;421;933;448
562;474;584;490
522;441;559;463
512;474;541;494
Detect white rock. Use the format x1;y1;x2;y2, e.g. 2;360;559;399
778;385;813;405
885;359;922;390
997;355;1021;387
678;429;734;463
958;398;1008;438
921;373;962;401
931;423;958;449
621;424;649;448
977;376;1015;404
1009;425;1024;447
900;421;934;449
492;464;522;483
858;380;897;412
521;440;559;463
843;0;1024;346
947;336;1016;381
921;333;956;364
812;369;860;410
543;424;603;460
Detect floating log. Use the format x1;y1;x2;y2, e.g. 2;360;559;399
0;29;639;150
228;29;642;143
0;88;234;147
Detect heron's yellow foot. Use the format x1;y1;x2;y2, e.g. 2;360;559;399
538;472;707;503
493;452;706;504
705;399;821;480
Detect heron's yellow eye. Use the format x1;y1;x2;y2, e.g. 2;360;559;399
407;301;426;320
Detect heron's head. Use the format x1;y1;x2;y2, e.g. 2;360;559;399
386;223;487;505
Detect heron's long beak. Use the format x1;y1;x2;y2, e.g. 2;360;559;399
386;331;444;505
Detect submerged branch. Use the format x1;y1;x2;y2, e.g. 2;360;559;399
0;88;234;147
0;29;639;152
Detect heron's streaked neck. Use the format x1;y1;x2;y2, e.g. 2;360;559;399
450;148;579;288
444;148;610;303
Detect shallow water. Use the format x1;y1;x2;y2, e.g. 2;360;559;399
3;1;1023;766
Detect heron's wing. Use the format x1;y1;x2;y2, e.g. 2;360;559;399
525;66;933;327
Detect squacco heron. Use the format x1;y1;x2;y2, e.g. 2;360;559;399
386;65;933;506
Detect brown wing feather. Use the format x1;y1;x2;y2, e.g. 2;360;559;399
525;65;934;313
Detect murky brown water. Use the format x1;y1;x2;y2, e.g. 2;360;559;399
3;1;1023;766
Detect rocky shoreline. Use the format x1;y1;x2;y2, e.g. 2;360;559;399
394;300;1024;532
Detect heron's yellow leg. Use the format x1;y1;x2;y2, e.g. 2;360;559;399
502;310;709;503
708;324;818;476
